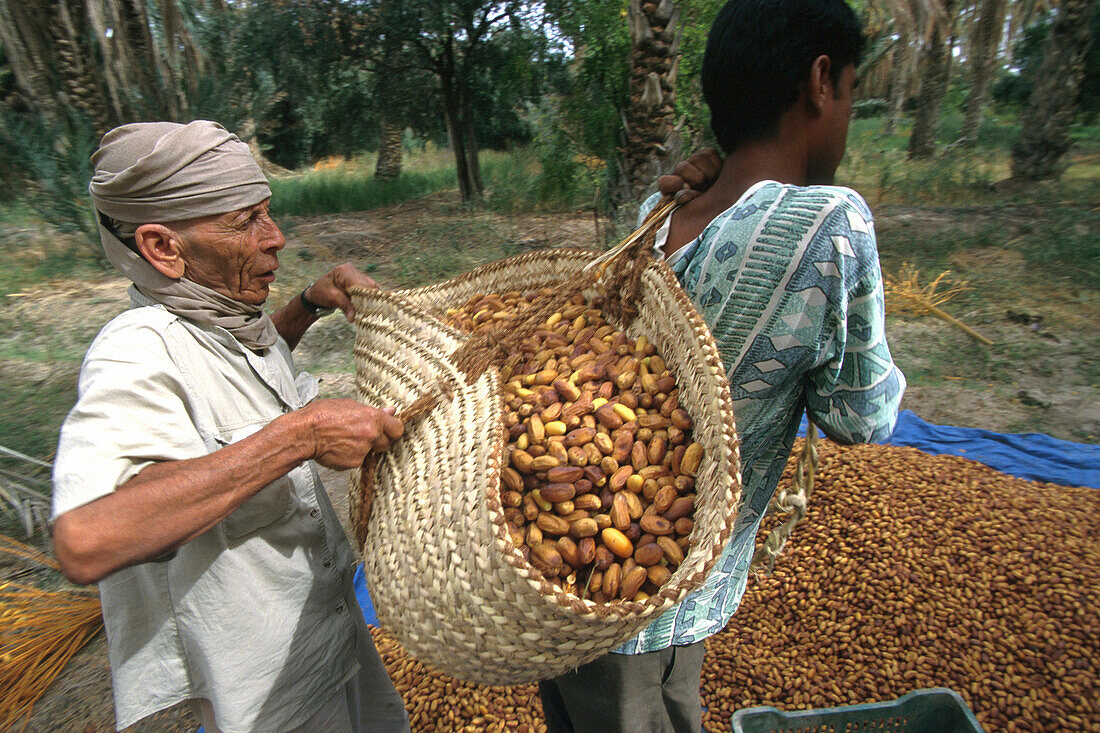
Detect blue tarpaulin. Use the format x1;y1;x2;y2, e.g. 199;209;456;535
353;563;379;626
799;409;1099;489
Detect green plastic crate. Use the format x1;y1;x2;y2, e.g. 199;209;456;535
730;688;985;733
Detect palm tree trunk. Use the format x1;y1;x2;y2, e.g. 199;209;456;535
157;0;203;111
960;0;1007;144
0;1;63;120
84;0;165;121
907;0;956;159
53;0;110;133
461;90;483;195
373;19;405;182
375;118;404;180
618;0;682;207
1010;0;1094;181
884;41;911;136
84;0;126;124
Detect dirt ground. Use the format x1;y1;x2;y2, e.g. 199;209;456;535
13;191;1098;732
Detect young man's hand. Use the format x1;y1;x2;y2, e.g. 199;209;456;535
657;148;723;203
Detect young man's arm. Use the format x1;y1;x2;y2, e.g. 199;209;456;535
805;197;906;444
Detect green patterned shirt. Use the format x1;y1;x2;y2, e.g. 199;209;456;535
615;181;905;654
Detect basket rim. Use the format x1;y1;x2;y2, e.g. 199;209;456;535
350;249;742;621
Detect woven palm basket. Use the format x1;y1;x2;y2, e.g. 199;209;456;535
348;247;741;685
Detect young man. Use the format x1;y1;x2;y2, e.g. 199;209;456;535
538;1;906;730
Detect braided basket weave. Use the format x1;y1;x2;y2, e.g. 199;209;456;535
348;248;741;685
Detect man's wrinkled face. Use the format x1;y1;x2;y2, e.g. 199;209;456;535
173;199;285;305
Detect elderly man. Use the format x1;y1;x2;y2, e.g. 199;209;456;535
51;121;410;733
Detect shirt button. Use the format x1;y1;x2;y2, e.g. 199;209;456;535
309;508;320;519
335;602;346;614
323;556;333;568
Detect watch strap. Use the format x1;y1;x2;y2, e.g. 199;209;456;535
299;287;335;317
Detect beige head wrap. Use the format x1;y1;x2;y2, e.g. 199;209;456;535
89;120;278;351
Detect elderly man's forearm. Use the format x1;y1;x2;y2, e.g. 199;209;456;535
52;412;315;584
270;296;319;350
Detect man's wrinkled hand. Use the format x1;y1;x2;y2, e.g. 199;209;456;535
657;148;723;204
304;263;379;322
301;399;404;470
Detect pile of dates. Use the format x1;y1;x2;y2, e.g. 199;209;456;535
446;290;703;603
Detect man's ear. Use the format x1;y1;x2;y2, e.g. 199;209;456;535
134;224;187;279
807;55;834;116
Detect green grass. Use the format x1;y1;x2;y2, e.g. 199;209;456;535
268;147;597;218
269;169;458;217
484;147;600;215
0;362;78;468
839;113;1100;208
1014;205;1100;291
877;203;1100;293
393;219;522;288
0;204;106;298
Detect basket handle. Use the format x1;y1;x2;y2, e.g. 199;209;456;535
582;197;679;276
751;410;820;574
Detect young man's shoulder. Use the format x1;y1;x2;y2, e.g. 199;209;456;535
754;181;873;223
639;181;871;223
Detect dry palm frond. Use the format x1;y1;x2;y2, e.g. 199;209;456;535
0;473;51;541
0;535;59;571
0;446;52;540
885;262;993;345
885;261;970;313
0;536;102;732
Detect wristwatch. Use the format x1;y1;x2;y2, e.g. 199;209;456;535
299;287;336;317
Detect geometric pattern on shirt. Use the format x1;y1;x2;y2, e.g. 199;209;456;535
614;183;904;655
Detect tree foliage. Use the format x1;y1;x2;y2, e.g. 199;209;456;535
993;2;1100;118
0;0;1095;226
1011;0;1096;180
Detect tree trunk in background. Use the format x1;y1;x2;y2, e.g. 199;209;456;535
1004;0;1049;55
0;0;111;132
461;91;483;195
375;118;403;179
907;0;955;159
617;0;682;208
960;0;1007;144
160;0;205;113
1010;0;1094;181
0;0;204;127
883;41;911;135
440;72;476;201
54;0;110;132
373;17;405;182
0;1;60;119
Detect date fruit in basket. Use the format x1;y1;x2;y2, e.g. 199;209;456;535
445;289;702;604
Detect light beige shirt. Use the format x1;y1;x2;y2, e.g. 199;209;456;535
53;289;360;733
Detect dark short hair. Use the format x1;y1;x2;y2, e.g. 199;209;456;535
702;0;865;153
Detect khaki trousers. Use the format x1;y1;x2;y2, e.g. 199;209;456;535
538;641;705;733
